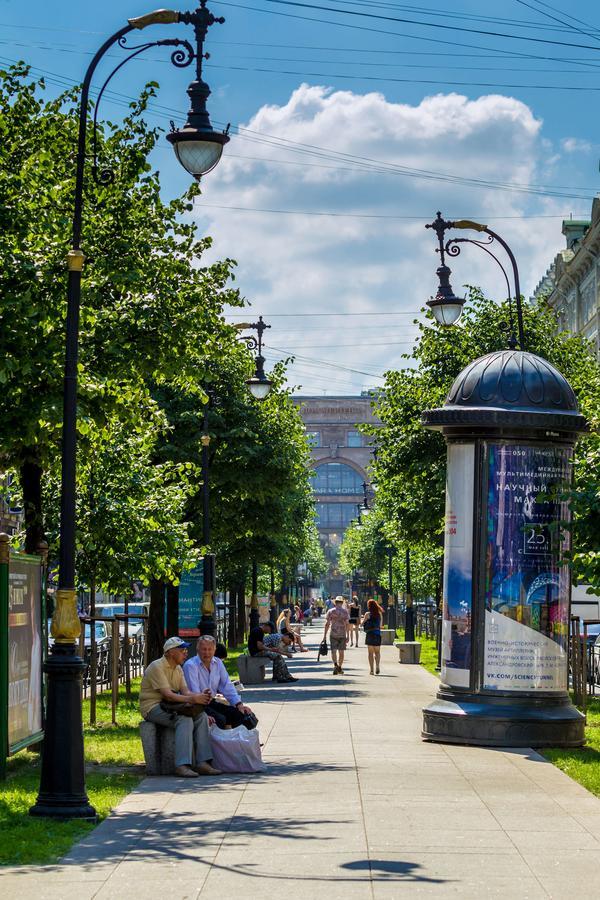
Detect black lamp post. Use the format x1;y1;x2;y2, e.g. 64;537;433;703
421;212;587;747
235;316;274;401
404;546;415;642
250;560;260;629
200;319;274;636
387;545;396;631
30;3;228;822
200;393;216;636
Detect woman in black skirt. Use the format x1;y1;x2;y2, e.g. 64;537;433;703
348;595;361;647
362;598;384;675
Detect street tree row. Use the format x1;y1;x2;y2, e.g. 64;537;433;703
0;64;324;638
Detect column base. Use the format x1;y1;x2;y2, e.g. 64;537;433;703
422;689;585;748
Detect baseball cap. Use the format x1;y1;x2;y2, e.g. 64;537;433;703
163;636;190;653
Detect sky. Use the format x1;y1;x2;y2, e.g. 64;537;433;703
2;0;600;395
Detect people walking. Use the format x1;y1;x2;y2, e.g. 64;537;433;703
323;595;349;675
362;599;384;675
348;594;360;647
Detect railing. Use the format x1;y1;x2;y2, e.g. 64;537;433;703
78;614;148;725
570;616;600;711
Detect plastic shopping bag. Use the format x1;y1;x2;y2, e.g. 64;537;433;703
209;723;266;773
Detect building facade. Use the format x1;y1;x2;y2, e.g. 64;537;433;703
293;394;381;596
530;206;600;355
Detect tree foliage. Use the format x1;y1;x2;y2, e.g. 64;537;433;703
0;64;319;597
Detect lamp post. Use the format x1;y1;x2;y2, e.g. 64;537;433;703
200;395;216;636
30;3;228;822
404;546;415;642
387;545;396;631
200;319;273;636
235;316;274;401
250;560;260;629
421;212;587;747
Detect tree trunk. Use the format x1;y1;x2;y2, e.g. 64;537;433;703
166;580;179;637
227;585;237;649
20;455;45;555
148;578;165;663
237;579;246;645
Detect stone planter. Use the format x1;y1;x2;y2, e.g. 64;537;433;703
394;641;422;664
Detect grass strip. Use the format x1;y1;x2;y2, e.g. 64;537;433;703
1;681;145;866
1;643;251;865
542;696;600;797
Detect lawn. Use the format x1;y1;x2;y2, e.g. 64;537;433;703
542;696;600;797
1;682;145;866
1;642;250;866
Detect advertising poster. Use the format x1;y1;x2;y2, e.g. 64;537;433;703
178;565;204;635
441;443;475;689
483;444;572;692
8;557;43;751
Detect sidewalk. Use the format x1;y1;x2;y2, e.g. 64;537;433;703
3;631;600;898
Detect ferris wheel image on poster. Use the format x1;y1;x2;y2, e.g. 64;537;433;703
483;444;572;692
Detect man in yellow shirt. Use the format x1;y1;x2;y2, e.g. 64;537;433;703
140;636;221;777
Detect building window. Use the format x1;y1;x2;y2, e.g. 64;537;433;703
306;431;320;448
311;463;364;495
315;502;358;528
347;431;362;447
580;277;596;326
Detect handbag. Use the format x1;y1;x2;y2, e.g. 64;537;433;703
319;639;328;656
160;699;205;718
241;710;259;730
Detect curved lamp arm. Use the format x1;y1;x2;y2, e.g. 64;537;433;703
452;219;525;351
425;211;525;350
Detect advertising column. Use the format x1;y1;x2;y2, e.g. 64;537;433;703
483;444;572;692
441;443;475;689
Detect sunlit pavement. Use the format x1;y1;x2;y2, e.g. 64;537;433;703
4;628;600;899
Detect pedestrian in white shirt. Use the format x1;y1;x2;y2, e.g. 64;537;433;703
184;635;256;729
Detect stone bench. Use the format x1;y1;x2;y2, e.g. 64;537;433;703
139;720;176;775
237;653;272;685
379;628;396;646
394;641;422;664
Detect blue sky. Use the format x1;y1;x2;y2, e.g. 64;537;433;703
2;0;599;394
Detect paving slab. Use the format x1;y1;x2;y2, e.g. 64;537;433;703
4;627;600;899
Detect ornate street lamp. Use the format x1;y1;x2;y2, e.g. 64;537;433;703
236;316;274;401
199;318;273;636
421;212;587;748
30;5;228;821
425;211;525;348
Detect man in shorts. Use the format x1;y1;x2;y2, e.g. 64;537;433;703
324;596;350;675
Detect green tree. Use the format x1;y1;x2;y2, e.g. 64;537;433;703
0;64;241;552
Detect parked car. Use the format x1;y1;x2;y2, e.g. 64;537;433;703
47;619;111;650
95;602;149;639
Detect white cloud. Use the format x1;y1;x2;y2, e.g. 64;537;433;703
561;137;593;154
194;84;571;395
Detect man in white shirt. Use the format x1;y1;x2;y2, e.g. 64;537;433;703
184;635;256;729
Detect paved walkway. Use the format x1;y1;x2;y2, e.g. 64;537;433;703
4;629;600;899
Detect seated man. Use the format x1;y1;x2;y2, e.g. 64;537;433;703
184;635;256;730
248;621;299;683
263;630;295;657
139;636;221;778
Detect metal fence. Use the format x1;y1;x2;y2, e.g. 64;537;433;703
569;616;600;712
78;614;148;725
